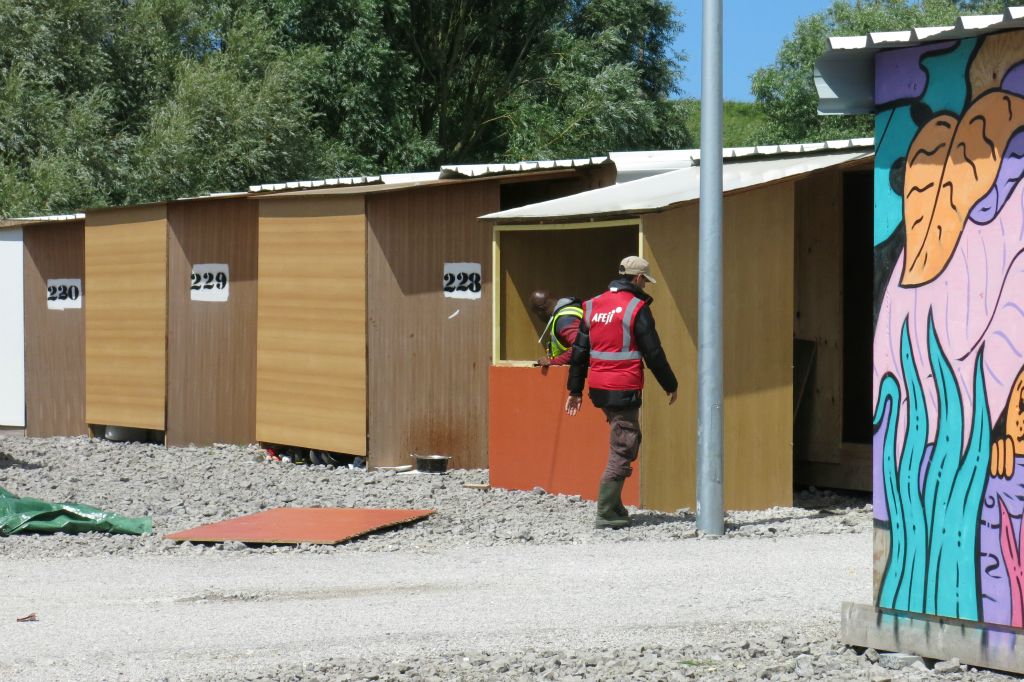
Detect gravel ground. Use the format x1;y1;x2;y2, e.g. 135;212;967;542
0;436;1018;681
0;436;872;559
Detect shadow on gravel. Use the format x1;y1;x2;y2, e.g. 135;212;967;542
629;510;689;526
0;455;42;471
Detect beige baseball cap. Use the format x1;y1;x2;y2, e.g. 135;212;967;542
619;256;656;284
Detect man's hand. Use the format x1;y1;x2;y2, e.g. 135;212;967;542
565;394;582;416
536;357;551;367
668;391;677;405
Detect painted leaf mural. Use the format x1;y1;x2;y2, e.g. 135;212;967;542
902;92;1024;286
874;27;1024;634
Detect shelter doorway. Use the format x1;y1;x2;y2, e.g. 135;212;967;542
793;161;874;490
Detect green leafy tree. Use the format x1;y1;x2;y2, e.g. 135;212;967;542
0;0;119;215
679;99;767;148
750;0;1010;144
0;0;689;215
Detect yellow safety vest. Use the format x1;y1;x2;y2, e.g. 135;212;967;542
541;304;584;357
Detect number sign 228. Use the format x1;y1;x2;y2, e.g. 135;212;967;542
190;264;229;302
443;262;482;300
47;279;82;310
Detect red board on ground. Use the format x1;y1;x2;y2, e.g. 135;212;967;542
488;365;640;506
164;508;434;545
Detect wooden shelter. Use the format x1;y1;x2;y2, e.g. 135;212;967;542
483;142;874;511
22;215;88;437
253;161;614;468
84;196;258;446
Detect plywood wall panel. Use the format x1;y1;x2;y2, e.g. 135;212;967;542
365;183;497;468
498;226;639;361
85;206;168;431
489;365;640;504
641;184;794;511
166;199;258;446
257;196;366;455
24;221;86;436
0;228;25;427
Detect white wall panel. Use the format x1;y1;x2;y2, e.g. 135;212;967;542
0;228;25;426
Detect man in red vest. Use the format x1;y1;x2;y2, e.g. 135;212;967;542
565;256;678;528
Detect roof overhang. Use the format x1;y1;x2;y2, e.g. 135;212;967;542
483;147;873;225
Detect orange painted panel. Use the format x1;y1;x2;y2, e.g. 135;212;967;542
488;365;640;506
165;508;434;544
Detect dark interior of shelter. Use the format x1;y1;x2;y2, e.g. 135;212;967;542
793;165;874;491
498;225;639;362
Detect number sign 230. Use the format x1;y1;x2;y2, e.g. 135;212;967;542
47;279;82;310
190;264;229;302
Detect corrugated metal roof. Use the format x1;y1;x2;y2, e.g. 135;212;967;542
173;191;249;202
248;171;441;194
438;157;609;179
609;139;873;182
249;157;612;193
815;6;1024;114
482;148;872;223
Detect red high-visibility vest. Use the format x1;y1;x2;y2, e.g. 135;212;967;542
584;289;645;391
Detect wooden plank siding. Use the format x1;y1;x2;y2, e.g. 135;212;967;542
256;195;367;455
641;183;794;511
365;183;498;468
166;199;258;446
23;220;87;437
84;205;168;431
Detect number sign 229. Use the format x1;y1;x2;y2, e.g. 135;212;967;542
190;264;229;302
443;262;482;300
47;279;82;310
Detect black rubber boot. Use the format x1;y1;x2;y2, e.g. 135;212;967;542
596;480;630;529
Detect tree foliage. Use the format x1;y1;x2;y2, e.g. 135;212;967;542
680;100;767;148
751;0;1014;144
0;0;687;216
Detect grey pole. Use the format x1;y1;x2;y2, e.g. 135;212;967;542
697;0;725;535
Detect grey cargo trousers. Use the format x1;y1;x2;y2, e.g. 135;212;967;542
599;407;641;482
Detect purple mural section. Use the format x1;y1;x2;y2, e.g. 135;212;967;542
1003;61;1024;97
874;41;956;105
969;132;1024;225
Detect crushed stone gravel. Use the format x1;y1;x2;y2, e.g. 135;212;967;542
0;436;872;560
2;436;1015;681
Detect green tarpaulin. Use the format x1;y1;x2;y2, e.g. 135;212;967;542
0;487;151;536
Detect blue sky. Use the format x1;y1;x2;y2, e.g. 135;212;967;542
670;0;836;101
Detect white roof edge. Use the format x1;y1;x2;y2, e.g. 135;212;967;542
817;6;1024;114
608;138;873;175
438;156;610;179
6;213;85;223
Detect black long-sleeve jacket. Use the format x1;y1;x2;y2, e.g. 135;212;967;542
567;279;678;409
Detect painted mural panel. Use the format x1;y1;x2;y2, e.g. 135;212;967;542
873;30;1024;628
